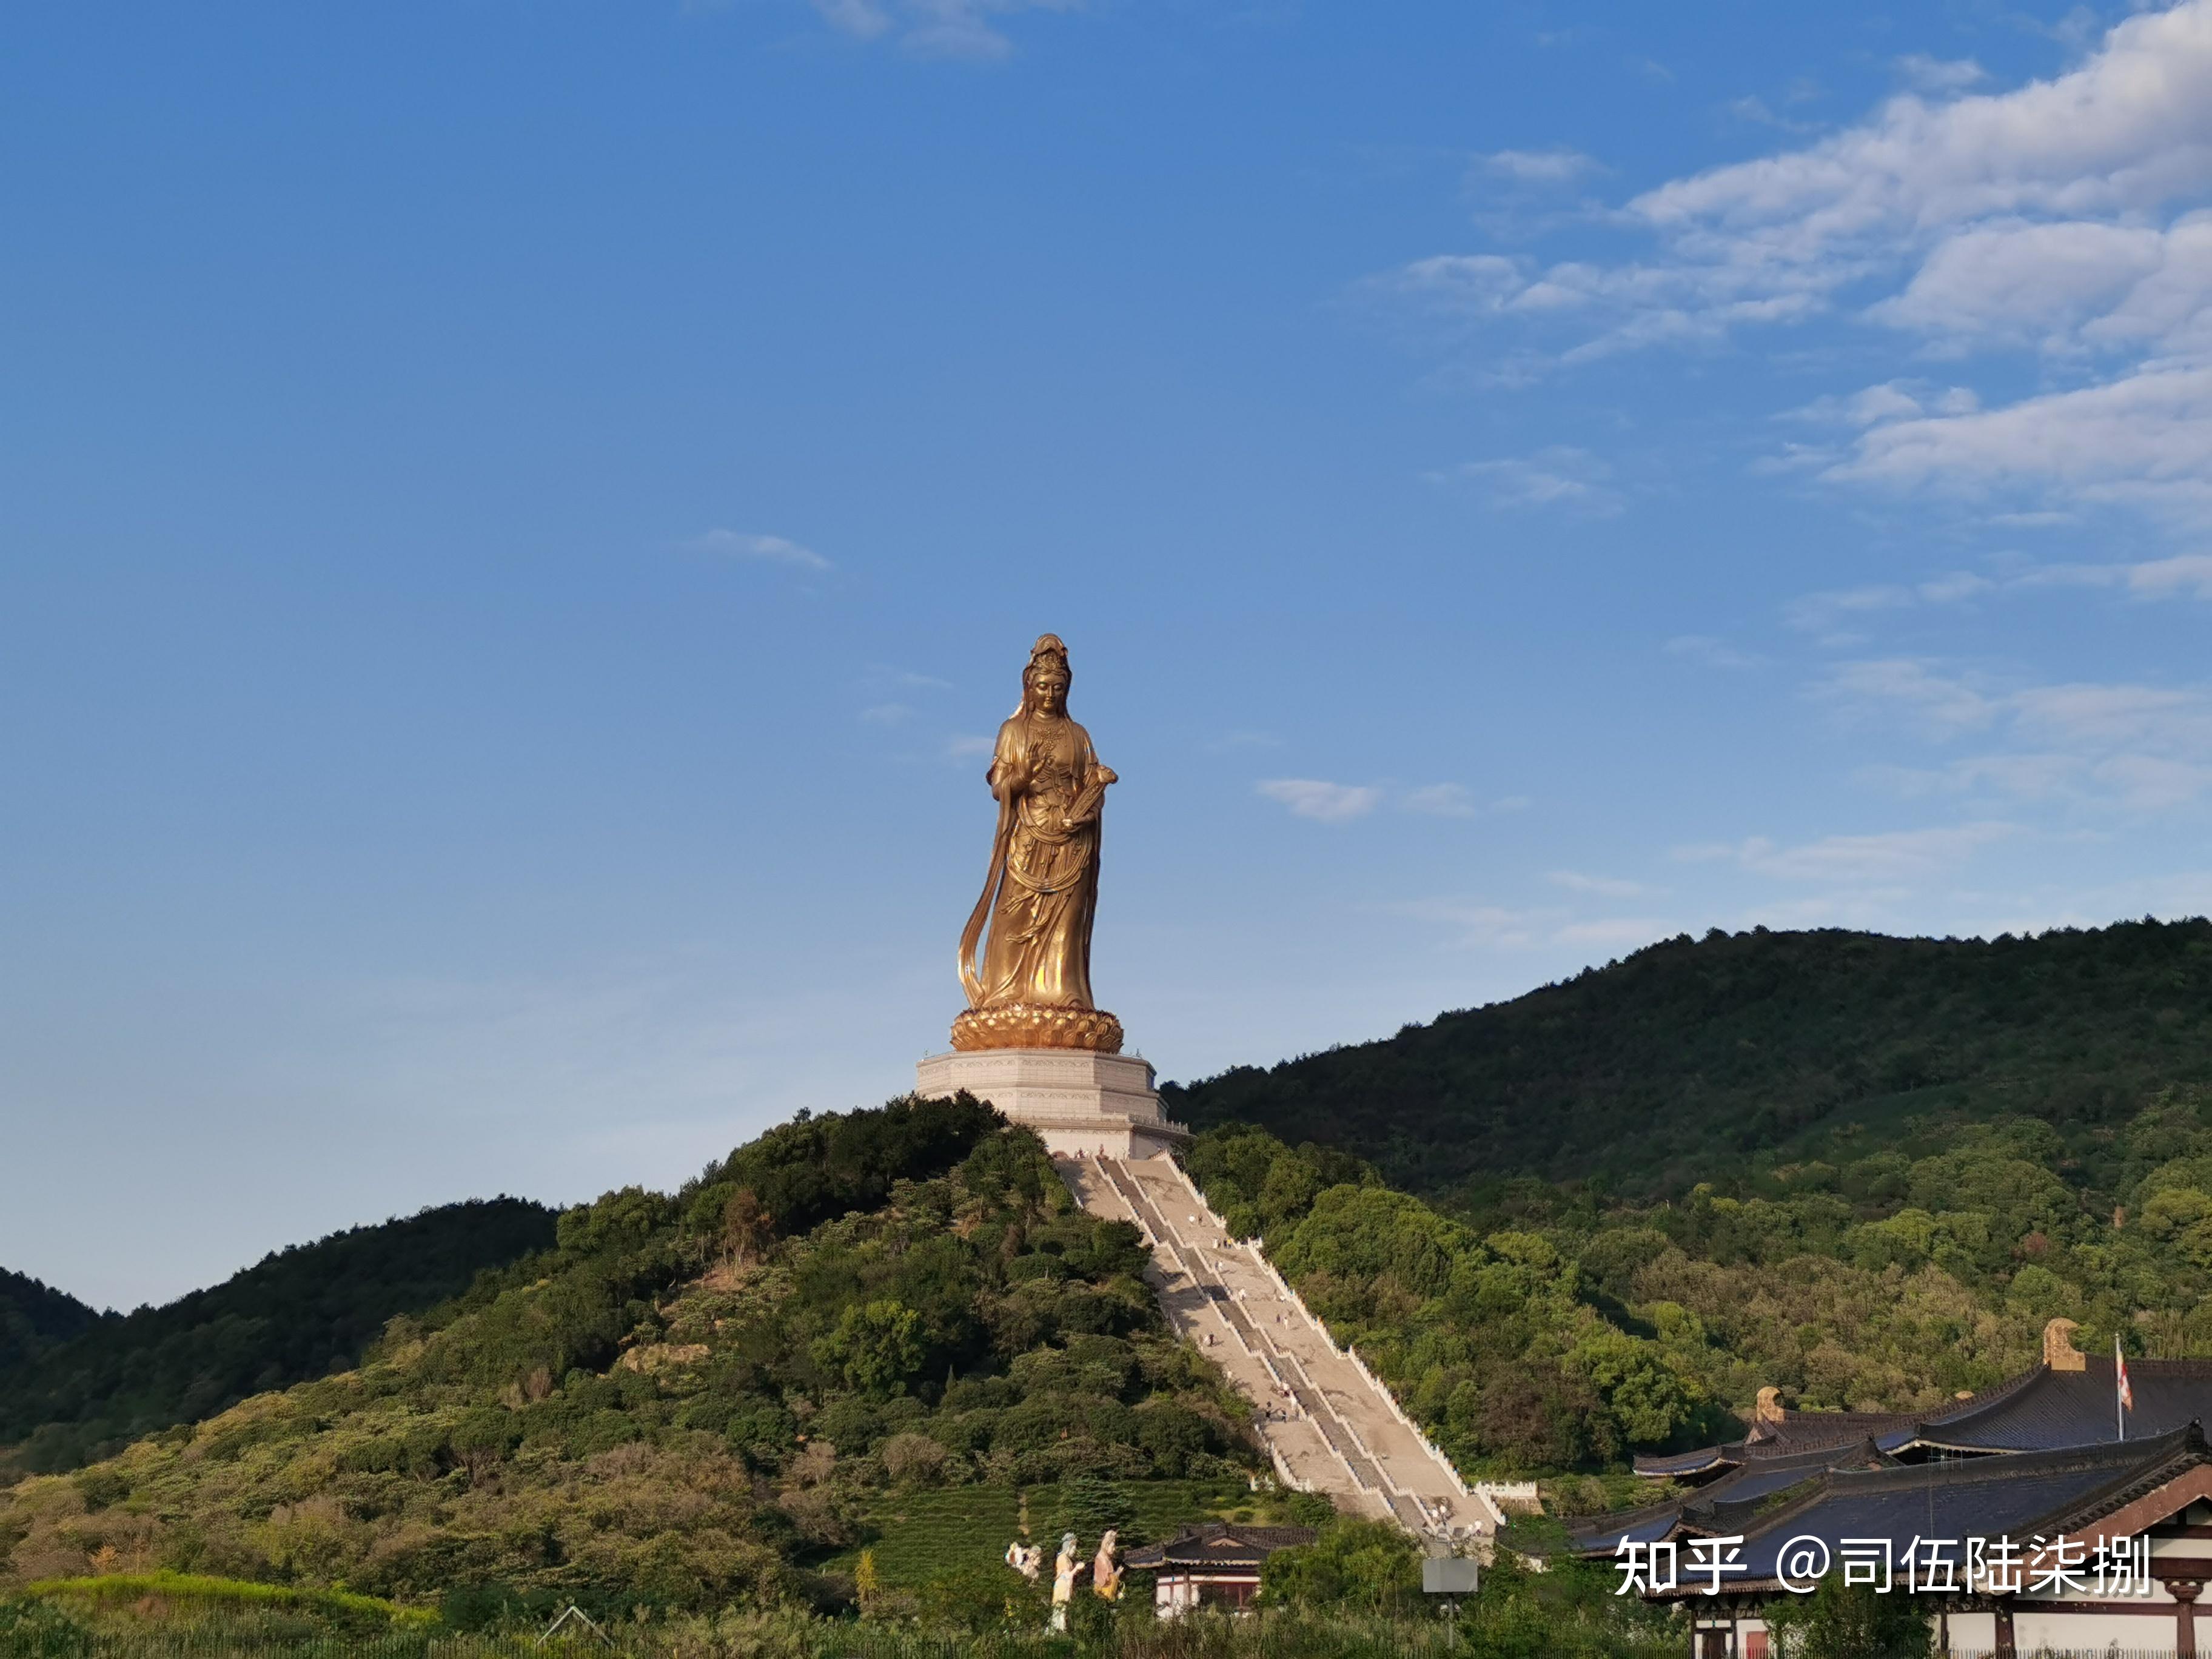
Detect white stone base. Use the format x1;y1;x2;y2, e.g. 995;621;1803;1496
916;1047;1193;1160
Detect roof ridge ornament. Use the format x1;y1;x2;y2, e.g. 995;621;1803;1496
2045;1316;2088;1372
1752;1385;1786;1431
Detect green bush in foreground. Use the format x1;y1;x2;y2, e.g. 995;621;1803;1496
0;1598;1688;1659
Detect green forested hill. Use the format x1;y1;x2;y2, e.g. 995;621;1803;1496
0;1099;1266;1616
0;1199;557;1478
1164;919;2212;1197
0;1271;101;1375
1182;1082;2212;1501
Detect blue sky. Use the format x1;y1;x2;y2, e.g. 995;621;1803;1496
7;1;2212;1308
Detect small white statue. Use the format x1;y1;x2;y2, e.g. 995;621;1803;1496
1005;1540;1043;1581
1050;1532;1083;1630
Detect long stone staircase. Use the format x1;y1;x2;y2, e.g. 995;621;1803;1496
1058;1150;1505;1547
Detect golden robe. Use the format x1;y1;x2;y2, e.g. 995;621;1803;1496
960;711;1108;1011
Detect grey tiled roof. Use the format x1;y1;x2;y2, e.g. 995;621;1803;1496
1615;1424;2211;1594
1572;1437;1899;1552
1917;1359;2212;1452
1122;1523;1317;1570
1600;1357;2212;1560
1634;1357;2212;1480
1728;1424;2205;1589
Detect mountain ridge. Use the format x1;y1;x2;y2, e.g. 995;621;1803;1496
0;1198;558;1477
1162;917;2212;1197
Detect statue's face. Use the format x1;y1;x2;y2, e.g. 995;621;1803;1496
1033;670;1068;714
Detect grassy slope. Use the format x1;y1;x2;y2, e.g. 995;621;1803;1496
0;1199;560;1478
0;1101;1264;1615
1164;919;2212;1198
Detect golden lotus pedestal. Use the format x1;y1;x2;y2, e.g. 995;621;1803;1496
950;1002;1124;1054
918;1022;1191;1161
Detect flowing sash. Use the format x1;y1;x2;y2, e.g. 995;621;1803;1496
958;792;1016;1009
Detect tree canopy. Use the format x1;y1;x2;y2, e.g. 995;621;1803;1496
1166;919;2212;1199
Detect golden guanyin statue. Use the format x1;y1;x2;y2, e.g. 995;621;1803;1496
953;635;1123;1053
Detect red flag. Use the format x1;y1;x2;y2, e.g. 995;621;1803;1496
2117;1336;2134;1412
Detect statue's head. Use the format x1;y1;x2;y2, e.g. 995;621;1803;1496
1022;634;1071;717
1060;1531;1079;1558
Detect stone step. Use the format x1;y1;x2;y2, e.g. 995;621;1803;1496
1054;1149;1501;1548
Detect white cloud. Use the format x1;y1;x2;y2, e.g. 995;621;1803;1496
1553;917;1674;947
1433;446;1623;515
1629;5;2212;261
1475;149;1601;186
1392;900;1552;949
943;734;996;760
1208;730;1286;752
1858;752;2087;802
1896;55;1988;95
1393;897;1673;952
1825;657;2212;811
811;0;1080;59
1918;570;1994;603
1866;218;2175;349
1826;360;2212;520
1726;95;1820;137
1380;2;2212;521
1256;779;1382;823
859;703;913;725
1666;634;1768;670
1781;571;1994;636
1785;584;1918;634
1401;783;1480;818
811;0;893;39
688;529;833;571
1684;822;2017;883
1549;870;1655;897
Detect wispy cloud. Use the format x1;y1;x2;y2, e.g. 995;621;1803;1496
1391;900;1552;949
1431;446;1623;515
1378;1;2212;524
1666;635;1768;671
808;0;1080;61
1783;573;1992;637
1392;897;1672;953
687;529;833;571
1473;148;1601;187
1401;783;1479;818
1258;779;1519;823
1208;730;1286;752
1823;657;2212;811
1678;822;2017;883
1256;779;1383;823
1549;870;1655;897
1895;54;1987;94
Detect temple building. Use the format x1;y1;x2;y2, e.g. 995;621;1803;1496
1122;1522;1317;1617
1581;1321;2212;1657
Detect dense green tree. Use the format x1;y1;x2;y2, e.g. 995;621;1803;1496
0;1272;100;1376
1766;1577;1934;1658
1166;920;2212;1198
1260;1517;1420;1613
0;1199;557;1476
0;1102;1261;1615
